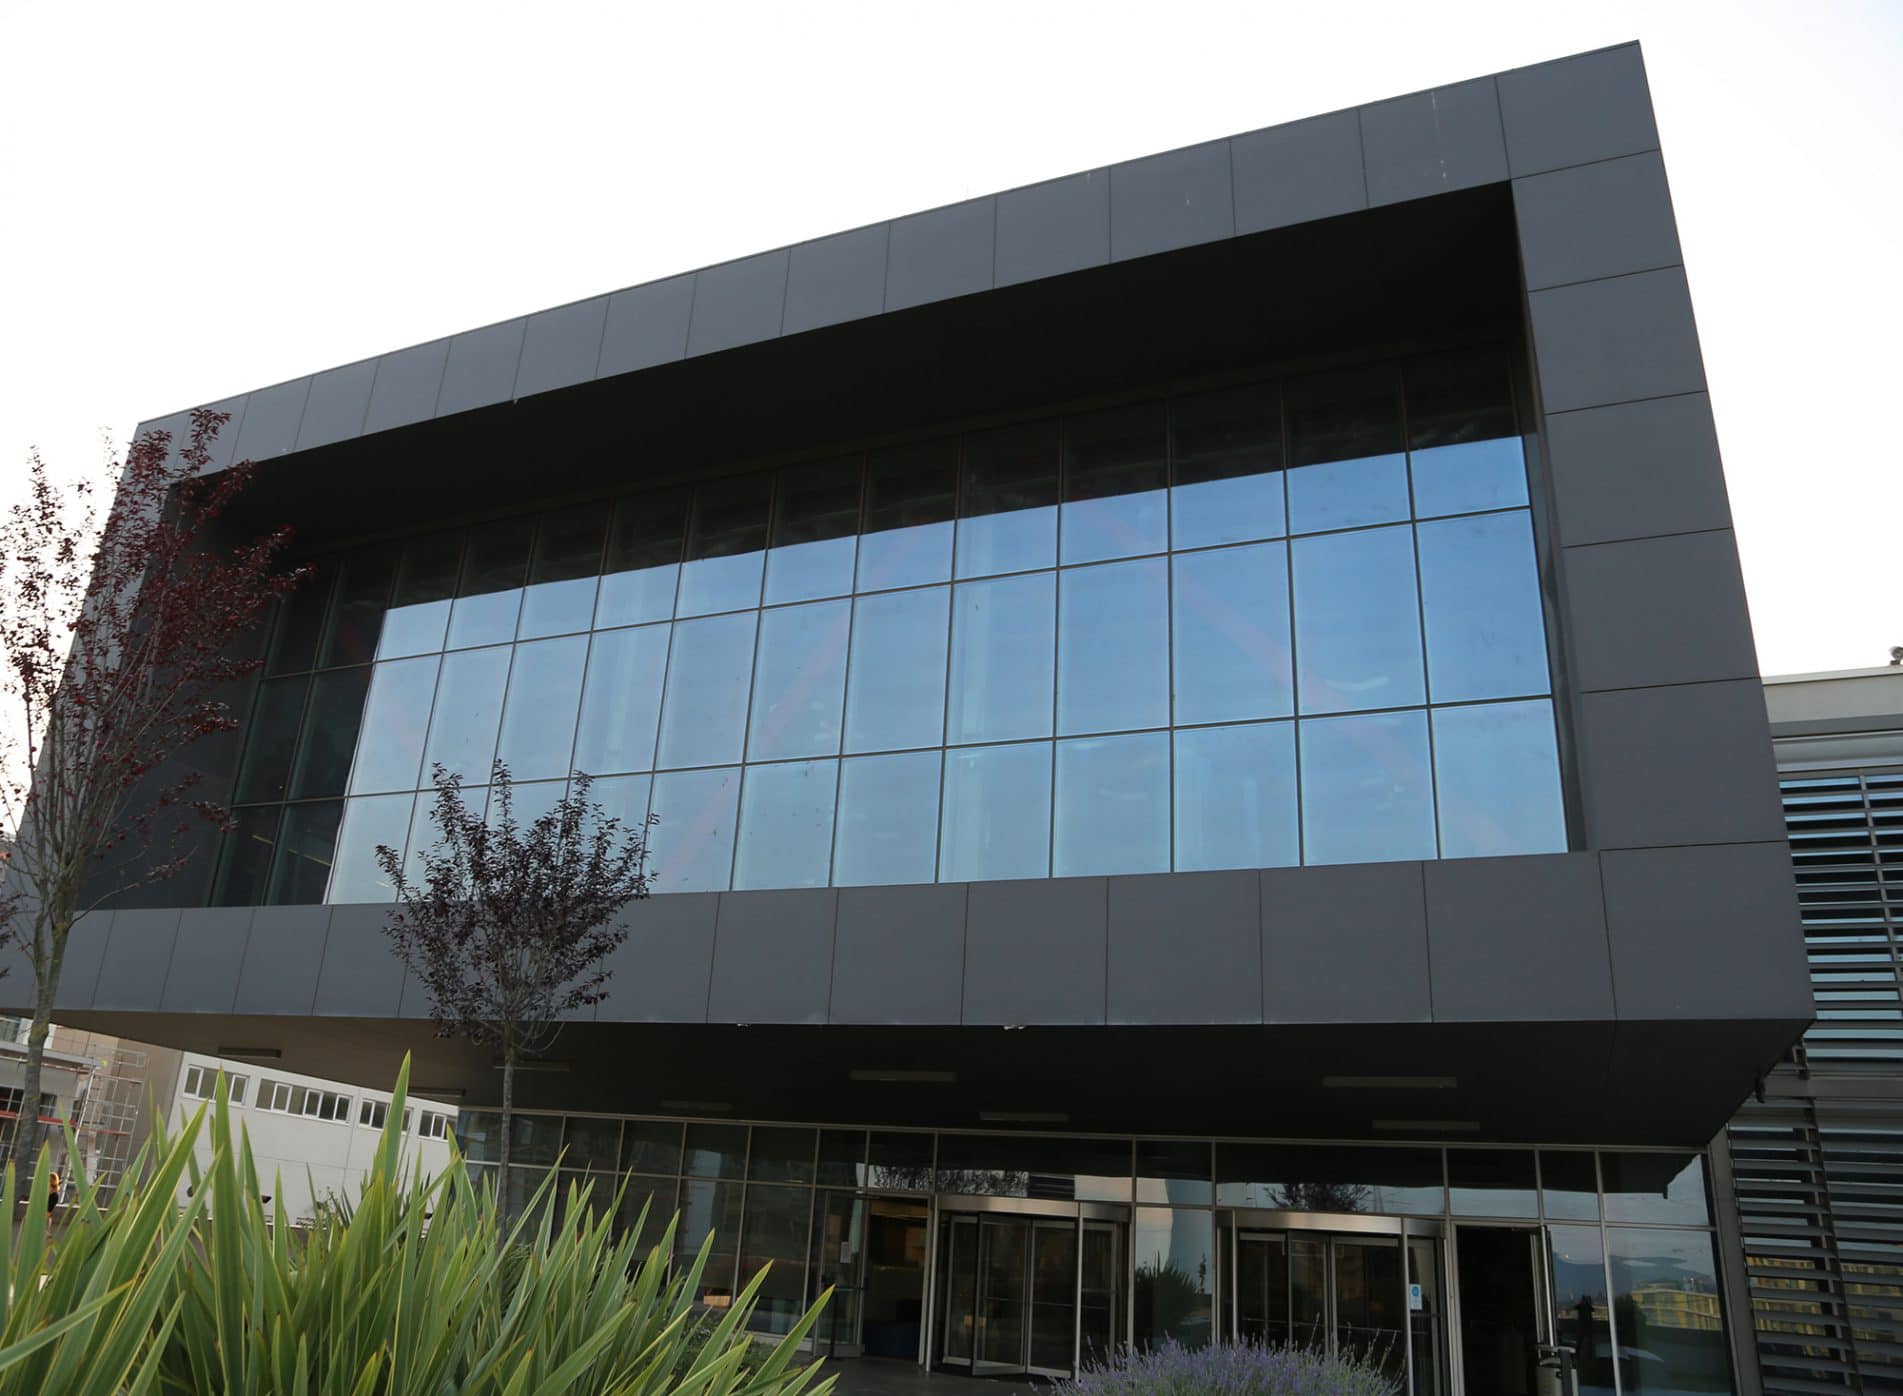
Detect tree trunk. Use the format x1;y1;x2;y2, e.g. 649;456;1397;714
8;986;54;1184
496;1038;516;1240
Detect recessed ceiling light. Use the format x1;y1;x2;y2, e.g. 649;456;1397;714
493;1058;569;1073
979;1111;1068;1124
1372;1119;1481;1132
850;1069;957;1084
1323;1075;1457;1090
215;1046;282;1061
661;1099;732;1113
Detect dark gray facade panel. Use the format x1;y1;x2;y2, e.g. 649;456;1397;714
361;339;450;435
963;878;1107;1026
1528;266;1707;414
1563;530;1759;692
1106;870;1260;1025
232;906;329;1015
1262;862;1430;1024
138;411;195;471
783;225;890;336
595;894;717;1023
884;198;995;312
229;377;311;462
92;908;182;1012
1601;842;1812;1021
1542;393;1734;547
160;906;252;1013
994;171;1110;288
434;318;526;417
1109;141;1236;263
46;910;113;1013
294;360;378;452
1513;151;1682;290
1422;854;1614;1023
1230;112;1367;234
599;274;697;377
515;297;610;399
830;883;967;1025
1497;45;1659;178
706;890;836;1026
201;396;249;473
311;905;405;1017
1358;78;1508;208
685;250;789;357
1579;680;1787;849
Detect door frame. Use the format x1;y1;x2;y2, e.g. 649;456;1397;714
1446;1221;1554;1396
925;1195;1130;1377
1219;1209;1444;1396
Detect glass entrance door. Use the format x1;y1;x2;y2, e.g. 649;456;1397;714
1233;1230;1425;1390
936;1212;1100;1377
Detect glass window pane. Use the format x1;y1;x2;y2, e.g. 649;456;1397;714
562;1117;621;1172
586;774;652;840
1300;711;1436;865
1173;723;1298;872
740;1183;815;1335
495;635;588;780
1448;1148;1537;1217
956;422;1058;578
1285;367;1408;533
817;1130;869;1187
402;787;461;886
940;743;1051;882
1171;543;1292;725
422;646;513;785
379;534;461;659
320;548;396;668
572;625;669;777
211;805;281;907
1058;558;1167;736
518;506;605;639
733;759;837;890
1406;353;1526;517
683;1123;749;1178
843;586;950;754
833;751;941;887
447;519;530;650
266;801;341;905
1417;512;1549;703
748;1126;818;1183
1215;1143;1444;1214
348;656;441;795
497;779;568;832
266;566;332;675
868;1132;935;1190
748;599;850;761
679;475;770;616
1292;525;1424;715
619;1175;676;1253
1133;1207;1214;1350
1601;1152;1710;1226
325;794;413;903
621;1120;683;1174
860;440;956;591
598;488;687;628
1062;403;1167;564
765;458;860;605
290;667;371;799
1137;1140;1212;1206
1433;701;1566;859
234;676;309;804
1172;383;1284;550
935;1135;1130;1200
1548;1225;1616;1396
1607;1229;1731;1394
656;612;758;769
947;572;1055;745
648;767;741;892
1541;1151;1600;1222
676;1178;742;1308
1054;732;1169;877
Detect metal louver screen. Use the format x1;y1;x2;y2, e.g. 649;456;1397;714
1724;770;1903;1395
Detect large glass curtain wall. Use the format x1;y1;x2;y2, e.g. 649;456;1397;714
453;1110;1733;1395
212;350;1568;906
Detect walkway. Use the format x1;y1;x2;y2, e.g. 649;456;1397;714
812;1359;1052;1396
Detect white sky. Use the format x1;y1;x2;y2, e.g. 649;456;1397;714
2;0;1897;679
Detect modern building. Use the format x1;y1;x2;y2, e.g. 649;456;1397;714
1718;667;1903;1396
8;41;1809;1396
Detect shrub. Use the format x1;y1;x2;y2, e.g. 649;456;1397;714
0;1059;834;1396
1057;1338;1401;1396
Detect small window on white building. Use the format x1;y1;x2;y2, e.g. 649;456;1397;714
301;1089;351;1123
359;1099;389;1130
257;1080;293;1113
182;1067;247;1104
416;1111;450;1140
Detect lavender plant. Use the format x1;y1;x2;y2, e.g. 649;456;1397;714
1056;1339;1401;1396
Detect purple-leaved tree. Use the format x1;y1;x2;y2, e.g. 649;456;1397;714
0;409;298;1174
376;760;654;1233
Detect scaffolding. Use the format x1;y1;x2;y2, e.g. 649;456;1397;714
70;1043;148;1205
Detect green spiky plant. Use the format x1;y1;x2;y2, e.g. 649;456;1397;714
0;1059;834;1396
